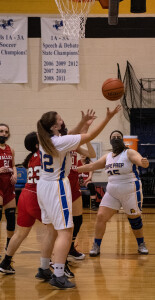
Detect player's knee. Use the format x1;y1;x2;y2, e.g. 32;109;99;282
5;207;16;231
97;212;107;224
128;216;143;230
0;205;2;222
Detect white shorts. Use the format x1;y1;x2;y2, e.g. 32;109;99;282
37;177;73;230
100;180;143;216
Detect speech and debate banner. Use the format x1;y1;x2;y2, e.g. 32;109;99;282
41;18;79;84
0;17;27;83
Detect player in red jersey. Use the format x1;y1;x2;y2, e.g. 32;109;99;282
0;123;17;255
67;144;96;261
59;115;96;261
17;132;41;228
0;132;52;280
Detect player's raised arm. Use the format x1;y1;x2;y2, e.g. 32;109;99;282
79;105;121;146
68;109;96;135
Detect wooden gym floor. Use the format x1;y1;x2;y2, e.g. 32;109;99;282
0;208;155;300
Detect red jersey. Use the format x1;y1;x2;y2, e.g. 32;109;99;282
24;150;41;192
70;151;78;172
77;159;89;185
68;151;81;202
0;144;13;171
0;144;15;205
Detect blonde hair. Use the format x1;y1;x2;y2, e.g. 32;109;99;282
37;111;59;157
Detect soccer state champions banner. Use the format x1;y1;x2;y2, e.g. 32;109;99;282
0;17;27;83
41;18;79;84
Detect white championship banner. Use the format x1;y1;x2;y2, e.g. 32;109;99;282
41;18;79;84
0;17;27;83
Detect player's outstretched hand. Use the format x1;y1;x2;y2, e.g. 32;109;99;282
106;105;121;120
81;109;97;124
141;158;149;168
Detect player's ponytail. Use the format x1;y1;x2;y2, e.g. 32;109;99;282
37;111;59;157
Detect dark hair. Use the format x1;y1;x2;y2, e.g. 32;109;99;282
85;157;91;164
0;123;10;138
110;130;128;156
110;130;123;140
23;132;39;169
37;111;59;157
24;132;38;152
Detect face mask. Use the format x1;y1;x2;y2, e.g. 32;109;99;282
0;136;8;144
110;138;124;153
58;122;68;136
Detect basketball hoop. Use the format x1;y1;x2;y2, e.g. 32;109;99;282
54;0;95;38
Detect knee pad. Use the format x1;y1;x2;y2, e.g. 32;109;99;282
5;208;16;231
128;216;143;230
0;205;2;221
87;183;96;196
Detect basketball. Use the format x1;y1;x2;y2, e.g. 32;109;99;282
102;78;124;101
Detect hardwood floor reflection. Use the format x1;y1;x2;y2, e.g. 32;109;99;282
0;208;155;300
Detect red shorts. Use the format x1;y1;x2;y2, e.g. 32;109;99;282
68;173;81;202
17;188;41;227
0;175;15;206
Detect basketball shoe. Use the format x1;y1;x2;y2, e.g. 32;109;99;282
89;242;100;257
91;198;98;211
49;274;75;289
0;259;15;274
64;261;75;278
68;246;85;261
138;242;149;255
35;268;53;281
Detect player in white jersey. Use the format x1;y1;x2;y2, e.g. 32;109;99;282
36;107;121;289
77;130;149;257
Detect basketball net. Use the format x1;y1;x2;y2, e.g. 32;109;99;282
54;0;95;38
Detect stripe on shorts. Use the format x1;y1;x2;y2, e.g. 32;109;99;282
132;164;140;180
134;180;141;210
59;179;69;227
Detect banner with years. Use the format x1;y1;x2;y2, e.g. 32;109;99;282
41;18;79;84
0;17;27;83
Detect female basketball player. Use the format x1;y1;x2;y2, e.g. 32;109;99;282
0;133;46;275
57;114;97;261
77;130;149;257
36;106;121;289
0;132;73;279
50;144;96;272
0;124;17;255
67;143;96;261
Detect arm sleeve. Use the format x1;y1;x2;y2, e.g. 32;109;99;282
52;134;81;153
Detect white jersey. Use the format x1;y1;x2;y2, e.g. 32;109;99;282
39;134;81;181
105;149;140;183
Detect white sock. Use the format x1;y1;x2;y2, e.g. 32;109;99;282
40;257;50;270
54;263;64;277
